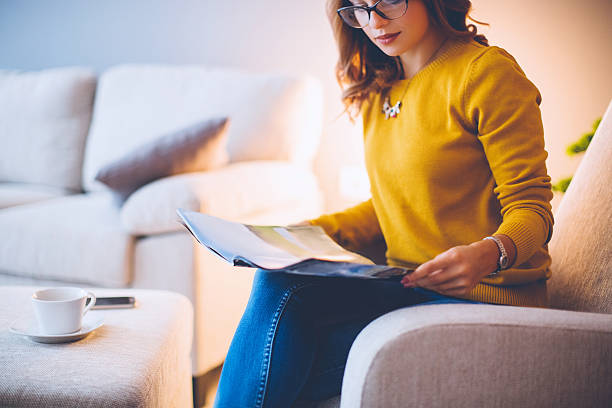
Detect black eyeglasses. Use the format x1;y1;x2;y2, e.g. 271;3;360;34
337;0;409;29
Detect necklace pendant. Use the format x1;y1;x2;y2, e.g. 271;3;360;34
382;98;401;119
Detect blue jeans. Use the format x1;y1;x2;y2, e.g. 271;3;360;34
214;269;482;408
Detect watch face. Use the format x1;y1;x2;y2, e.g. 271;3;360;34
500;256;509;268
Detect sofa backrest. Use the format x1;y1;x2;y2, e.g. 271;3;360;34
0;67;96;191
81;64;323;192
547;99;612;314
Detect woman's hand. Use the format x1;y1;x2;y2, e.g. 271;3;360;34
400;237;507;297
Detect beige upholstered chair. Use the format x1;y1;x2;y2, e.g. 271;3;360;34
318;99;612;408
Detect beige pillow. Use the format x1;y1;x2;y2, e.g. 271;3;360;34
95;117;229;199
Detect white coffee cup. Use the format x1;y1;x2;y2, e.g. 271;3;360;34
32;287;96;335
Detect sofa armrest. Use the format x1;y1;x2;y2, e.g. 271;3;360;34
341;303;612;408
121;160;323;235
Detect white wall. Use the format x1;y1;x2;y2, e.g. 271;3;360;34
1;0;611;214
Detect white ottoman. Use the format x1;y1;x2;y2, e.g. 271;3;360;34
0;286;193;407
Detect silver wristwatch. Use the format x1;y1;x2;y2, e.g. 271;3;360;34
483;236;509;276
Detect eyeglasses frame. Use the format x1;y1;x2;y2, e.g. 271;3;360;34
337;0;409;29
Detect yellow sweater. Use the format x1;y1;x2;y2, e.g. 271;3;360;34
310;38;554;307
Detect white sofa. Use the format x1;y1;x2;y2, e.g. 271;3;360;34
0;66;325;396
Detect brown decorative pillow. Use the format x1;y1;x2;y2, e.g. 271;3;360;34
95;117;230;199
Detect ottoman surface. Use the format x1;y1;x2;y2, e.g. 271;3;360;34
0;286;193;408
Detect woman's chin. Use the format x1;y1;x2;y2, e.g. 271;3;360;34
377;47;402;57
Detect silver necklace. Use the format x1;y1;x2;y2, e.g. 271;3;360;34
382;84;409;119
382;38;448;120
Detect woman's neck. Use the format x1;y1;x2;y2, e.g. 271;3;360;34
399;28;448;79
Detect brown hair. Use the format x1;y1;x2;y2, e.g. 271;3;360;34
327;0;489;118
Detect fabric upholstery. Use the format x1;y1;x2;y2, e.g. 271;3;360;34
0;193;132;286
0;273;86;287
82;64;323;192
0;183;71;209
94;117;229;199
120;161;323;235
0;286;193;408
341;303;612;408
548;99;612;313
0;68;96;190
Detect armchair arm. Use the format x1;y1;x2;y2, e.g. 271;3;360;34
341;303;612;408
121;160;322;235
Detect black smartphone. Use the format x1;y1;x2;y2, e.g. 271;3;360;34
91;296;136;310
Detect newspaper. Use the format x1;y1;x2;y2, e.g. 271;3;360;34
176;209;415;280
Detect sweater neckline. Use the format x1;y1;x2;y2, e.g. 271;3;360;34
393;37;473;87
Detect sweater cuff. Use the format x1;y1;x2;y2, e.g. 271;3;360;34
494;212;547;267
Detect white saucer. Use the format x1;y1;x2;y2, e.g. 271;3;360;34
9;315;104;344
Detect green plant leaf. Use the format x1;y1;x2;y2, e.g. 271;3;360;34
557;116;601;193
552;177;572;193
565;117;601;156
592;118;601;131
567;132;594;155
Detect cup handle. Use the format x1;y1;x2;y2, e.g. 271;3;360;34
83;291;96;316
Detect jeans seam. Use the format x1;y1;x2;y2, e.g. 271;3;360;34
255;282;314;408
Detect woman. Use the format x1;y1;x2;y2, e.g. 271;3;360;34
215;0;554;406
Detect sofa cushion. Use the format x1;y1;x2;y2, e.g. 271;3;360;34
0;67;96;191
0;192;132;287
120;161;323;235
548;100;612;314
0;183;71;209
82;64;323;192
95;117;229;199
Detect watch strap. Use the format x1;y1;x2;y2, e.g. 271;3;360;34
483;236;509;276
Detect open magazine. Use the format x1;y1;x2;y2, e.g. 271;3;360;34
176;209;415;280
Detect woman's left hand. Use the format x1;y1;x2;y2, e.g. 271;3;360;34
400;239;501;297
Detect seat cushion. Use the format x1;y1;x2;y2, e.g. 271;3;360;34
82;64;323;192
0;192;133;286
120;161;323;235
0;183;71;209
548;99;612;313
0;67;96;190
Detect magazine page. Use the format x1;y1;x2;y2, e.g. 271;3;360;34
176;209;374;269
245;224;374;265
177;209;301;269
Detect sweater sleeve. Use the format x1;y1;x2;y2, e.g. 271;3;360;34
464;47;554;267
307;199;384;253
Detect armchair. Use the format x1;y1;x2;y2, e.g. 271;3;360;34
321;99;612;408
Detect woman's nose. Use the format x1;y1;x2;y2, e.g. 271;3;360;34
369;11;388;29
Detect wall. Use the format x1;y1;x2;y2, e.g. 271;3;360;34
1;0;611;215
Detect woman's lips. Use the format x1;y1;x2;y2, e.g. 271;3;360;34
375;32;400;45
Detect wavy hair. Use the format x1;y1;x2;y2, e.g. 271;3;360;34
327;0;489;118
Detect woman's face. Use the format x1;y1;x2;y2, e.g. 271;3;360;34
352;0;433;57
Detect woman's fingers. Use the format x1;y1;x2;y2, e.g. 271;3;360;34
404;266;460;289
428;277;473;295
402;249;456;285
